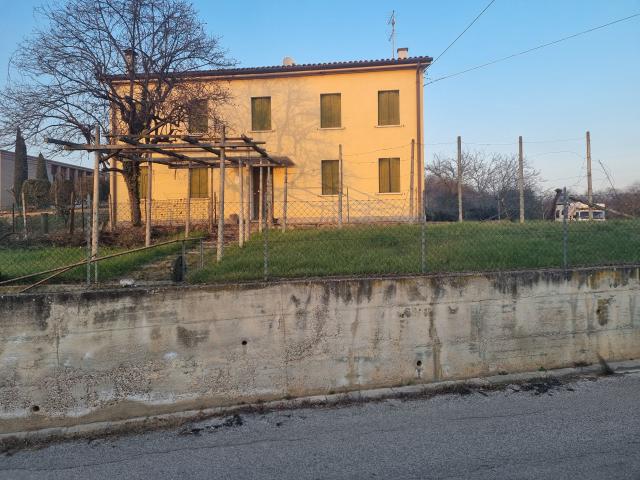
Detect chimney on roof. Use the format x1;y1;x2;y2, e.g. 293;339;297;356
124;48;136;74
282;56;295;66
397;47;409;60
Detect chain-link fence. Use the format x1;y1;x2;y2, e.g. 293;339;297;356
190;193;640;284
0;198;208;293
1;190;639;292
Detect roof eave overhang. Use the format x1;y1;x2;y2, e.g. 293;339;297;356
107;59;433;84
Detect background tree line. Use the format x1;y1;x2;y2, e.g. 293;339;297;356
425;150;543;221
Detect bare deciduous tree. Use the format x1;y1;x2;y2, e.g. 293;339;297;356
0;0;234;225
427;150;540;220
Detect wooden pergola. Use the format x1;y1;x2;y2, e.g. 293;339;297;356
46;127;293;264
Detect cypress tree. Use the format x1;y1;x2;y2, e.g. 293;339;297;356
12;128;28;205
35;153;49;181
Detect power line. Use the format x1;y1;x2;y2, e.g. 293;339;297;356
428;0;496;69
425;12;640;85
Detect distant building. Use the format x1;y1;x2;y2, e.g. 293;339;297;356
0;150;93;209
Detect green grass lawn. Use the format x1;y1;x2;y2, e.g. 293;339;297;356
2;221;638;286
190;220;640;283
0;242;184;284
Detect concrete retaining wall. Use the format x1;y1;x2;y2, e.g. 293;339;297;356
1;267;639;434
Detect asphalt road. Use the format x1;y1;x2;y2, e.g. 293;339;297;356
2;372;640;480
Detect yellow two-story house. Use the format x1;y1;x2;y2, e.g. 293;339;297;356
111;49;431;225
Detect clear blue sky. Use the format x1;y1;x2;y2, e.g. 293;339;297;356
1;0;638;192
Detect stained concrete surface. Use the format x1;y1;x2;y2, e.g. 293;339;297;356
3;268;640;434
2;371;640;480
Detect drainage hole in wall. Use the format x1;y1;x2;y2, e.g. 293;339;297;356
416;360;422;367
242;340;248;346
31;405;40;413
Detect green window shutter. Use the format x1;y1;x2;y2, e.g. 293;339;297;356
379;158;400;193
321;93;341;128
378;90;400;126
188;100;208;134
379;158;389;193
252;97;271;131
190;168;208;198
139;166;148;199
321;160;339;195
390;158;400;192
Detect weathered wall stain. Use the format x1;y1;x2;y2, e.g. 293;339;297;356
1;266;639;434
176;326;210;348
596;298;612;326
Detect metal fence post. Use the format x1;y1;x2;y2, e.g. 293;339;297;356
263;167;271;281
562;187;569;270
421;190;427;274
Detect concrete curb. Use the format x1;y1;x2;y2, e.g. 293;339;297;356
2;359;638;447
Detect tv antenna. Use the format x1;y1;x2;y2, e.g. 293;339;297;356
388;10;396;59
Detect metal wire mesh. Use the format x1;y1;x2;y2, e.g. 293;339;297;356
1;193;639;292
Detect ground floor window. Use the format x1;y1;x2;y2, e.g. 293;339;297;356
321;160;339;195
378;158;400;193
190;167;208;198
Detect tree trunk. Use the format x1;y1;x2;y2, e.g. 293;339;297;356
123;172;142;227
122;160;143;226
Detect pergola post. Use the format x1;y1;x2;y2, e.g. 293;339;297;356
282;166;288;232
91;124;101;283
239;159;244;247
216;126;226;262
247;166;253;238
267;166;273;226
338;144;343;228
145;158;152;247
185;161;192;238
109;156;117;231
258;163;263;232
208;166;214;234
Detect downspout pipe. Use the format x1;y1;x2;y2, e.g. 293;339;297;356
415;61;429;216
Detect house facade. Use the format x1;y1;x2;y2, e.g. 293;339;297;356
0;150;93;209
111;50;431;224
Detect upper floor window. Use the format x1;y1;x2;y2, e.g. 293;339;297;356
378;90;400;126
321;160;339;195
188;100;208;134
320;93;341;128
378;158;400;193
251;96;271;131
190;167;208;198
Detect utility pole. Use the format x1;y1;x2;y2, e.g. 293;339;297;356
518;135;525;224
586;131;593;220
457;135;463;222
